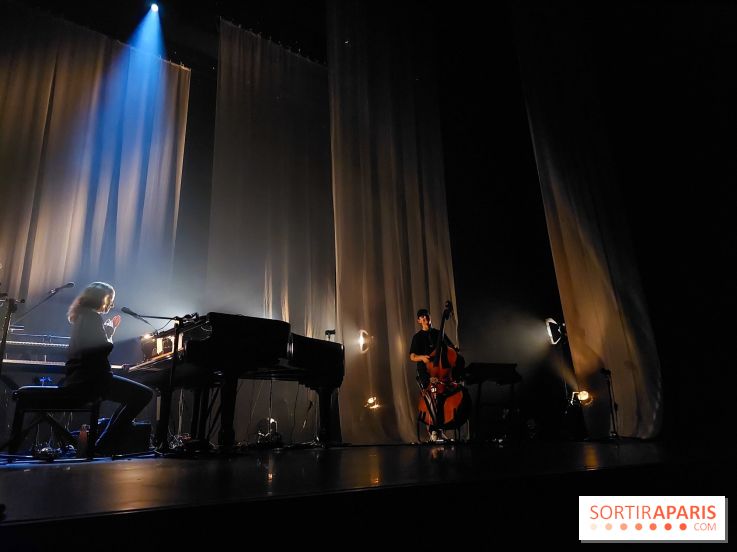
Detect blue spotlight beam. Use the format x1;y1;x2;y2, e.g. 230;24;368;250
129;5;165;58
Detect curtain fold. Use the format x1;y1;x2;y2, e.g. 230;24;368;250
513;4;663;438
0;1;190;340
207;20;335;339
327;1;457;443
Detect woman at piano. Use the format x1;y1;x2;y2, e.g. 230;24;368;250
62;282;153;455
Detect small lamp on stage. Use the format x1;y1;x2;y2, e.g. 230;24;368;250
364;396;381;409
564;390;591;440
571;390;593;407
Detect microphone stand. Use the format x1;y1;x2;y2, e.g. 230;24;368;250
12;288;67;325
0;296;26;391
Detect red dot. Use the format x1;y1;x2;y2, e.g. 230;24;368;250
635;523;643;530
605;523;612;531
650;523;657;530
620;523;628;530
680;523;687;531
665;523;672;530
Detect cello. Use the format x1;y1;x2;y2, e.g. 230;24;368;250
417;300;470;437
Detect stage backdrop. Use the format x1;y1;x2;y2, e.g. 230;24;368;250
327;1;458;443
0;1;190;342
513;4;663;439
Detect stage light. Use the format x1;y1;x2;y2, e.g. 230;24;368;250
256;417;281;445
570;390;593;407
364;396;381;409
358;329;370;353
129;2;165;57
545;318;566;345
577;390;592;405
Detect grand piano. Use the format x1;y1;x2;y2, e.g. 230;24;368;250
123;312;344;449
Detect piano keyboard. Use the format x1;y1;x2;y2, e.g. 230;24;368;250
4;340;69;349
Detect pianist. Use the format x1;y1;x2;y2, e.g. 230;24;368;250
62;282;153;455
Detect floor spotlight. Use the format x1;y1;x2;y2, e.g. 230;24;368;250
571;390;593;407
364;396;381;409
564;392;589;440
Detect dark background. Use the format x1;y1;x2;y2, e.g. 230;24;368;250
15;0;737;441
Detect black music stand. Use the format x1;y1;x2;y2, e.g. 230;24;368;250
601;368;619;440
461;363;521;443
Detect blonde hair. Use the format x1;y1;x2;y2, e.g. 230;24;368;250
67;281;115;322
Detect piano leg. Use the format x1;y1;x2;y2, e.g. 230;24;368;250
317;387;342;445
196;388;209;442
190;388;202;438
154;386;172;451
218;373;237;449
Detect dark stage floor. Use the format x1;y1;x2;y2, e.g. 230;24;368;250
0;438;730;547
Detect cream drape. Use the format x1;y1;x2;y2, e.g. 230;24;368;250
514;4;663;438
0;2;190;340
327;1;457;443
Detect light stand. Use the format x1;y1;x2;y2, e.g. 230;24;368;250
601;368;619;439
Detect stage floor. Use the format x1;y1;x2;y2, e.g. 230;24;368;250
0;438;731;546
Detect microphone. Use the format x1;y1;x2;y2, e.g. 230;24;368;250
121;306;146;321
49;282;75;294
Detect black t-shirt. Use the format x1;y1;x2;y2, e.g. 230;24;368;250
410;328;454;372
64;307;114;390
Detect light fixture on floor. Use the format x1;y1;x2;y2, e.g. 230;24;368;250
364;396;381;409
571;390;593;407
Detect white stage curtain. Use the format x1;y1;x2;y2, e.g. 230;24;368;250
0;2;190;340
327;1;458;443
207;20;335;339
514;4;663;438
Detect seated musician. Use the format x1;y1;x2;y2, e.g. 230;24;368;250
62;282;153;455
408;308;457;442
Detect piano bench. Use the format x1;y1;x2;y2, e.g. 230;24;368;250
4;386;101;459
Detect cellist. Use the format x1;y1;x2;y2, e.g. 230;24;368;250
409;308;458;442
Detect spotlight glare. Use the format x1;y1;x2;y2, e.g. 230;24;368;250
571;390;593;407
364;396;381;409
358;329;370;353
151;4;159;12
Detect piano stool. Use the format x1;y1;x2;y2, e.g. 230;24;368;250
0;386;101;459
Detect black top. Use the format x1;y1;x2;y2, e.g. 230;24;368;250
64;307;114;392
409;328;454;372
